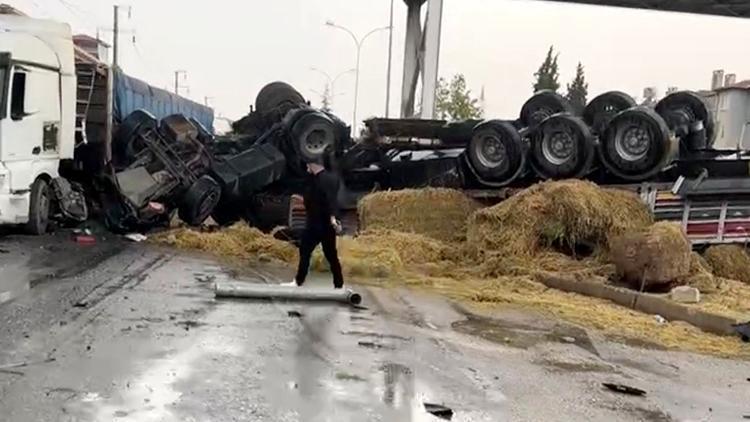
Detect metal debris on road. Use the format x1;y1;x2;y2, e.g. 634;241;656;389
287;310;303;318
215;282;363;306
124;233;148;242
733;322;750;342
423;403;454;420
0;358;56;371
654;315;667;324
602;383;647;396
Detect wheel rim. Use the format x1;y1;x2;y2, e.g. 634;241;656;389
476;134;507;169
530;108;553;127
615;120;652;162
541;126;575;165
304;128;330;156
199;189;221;220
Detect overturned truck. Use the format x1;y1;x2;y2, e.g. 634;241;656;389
195;81;750;246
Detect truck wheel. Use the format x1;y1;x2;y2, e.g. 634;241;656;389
289;111;336;163
599;107;675;181
179;176;222;226
655;91;715;150
530;113;595;180
255;82;305;114
26;178;51;235
211;203;240;226
583;91;636;136
467;120;526;185
520;90;573;129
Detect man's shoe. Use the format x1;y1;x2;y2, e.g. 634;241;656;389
281;280;299;287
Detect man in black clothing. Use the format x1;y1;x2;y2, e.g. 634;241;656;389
284;161;344;289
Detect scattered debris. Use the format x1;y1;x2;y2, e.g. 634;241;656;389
73;301;88;308
602;383;647;397
423;403;454;420
561;336;577;344
654;315;667;324
124;233;148;242
357;341;394;350
0;248;9;254
335;372;366;382
287;310;303;318
733;322;750;342
670;286;701;304
74;234;96;245
0;357;56;370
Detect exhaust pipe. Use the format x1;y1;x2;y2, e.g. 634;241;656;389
214;282;363;306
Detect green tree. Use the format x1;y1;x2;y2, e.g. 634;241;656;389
435;74;483;121
533;46;560;93
565;62;588;114
320;84;332;113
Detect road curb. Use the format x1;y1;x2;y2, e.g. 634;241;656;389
535;272;740;336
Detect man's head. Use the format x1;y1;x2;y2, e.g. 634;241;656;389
306;161;325;175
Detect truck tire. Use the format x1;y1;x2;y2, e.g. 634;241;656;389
530;113;595;180
289;111;336;163
113;110;158;169
211;202;240;226
255;82;306;118
520;90;573;129
467;120;526;185
583;91;636;136
26;178;51;235
599;107;675;181
179;176;222;226
655;91;715;150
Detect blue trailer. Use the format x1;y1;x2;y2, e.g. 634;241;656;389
113;69;214;134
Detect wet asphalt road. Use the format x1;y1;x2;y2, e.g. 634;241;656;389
0;233;749;421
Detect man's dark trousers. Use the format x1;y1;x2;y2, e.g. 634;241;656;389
295;223;344;288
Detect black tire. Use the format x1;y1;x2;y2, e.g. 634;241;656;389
255;82;306;115
179;176;222;226
655;91;715;150
583;91;636;136
26;178;50;235
520;90;573;129
466;120;526;185
210;202;240;226
530;113;595;180
113;110;157;169
289;111;336;163
599;107;675;181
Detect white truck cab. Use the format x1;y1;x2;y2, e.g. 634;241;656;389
0;15;77;233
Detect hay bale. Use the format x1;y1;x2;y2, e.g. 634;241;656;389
678;252;723;293
153;223;297;263
703;245;750;285
608;222;691;289
467;180;652;258
358;188;480;242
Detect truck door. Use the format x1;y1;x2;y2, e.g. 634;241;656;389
1;65;61;190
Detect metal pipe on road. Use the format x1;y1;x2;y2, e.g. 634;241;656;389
215;283;363;306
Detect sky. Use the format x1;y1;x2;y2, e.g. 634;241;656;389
6;0;750;131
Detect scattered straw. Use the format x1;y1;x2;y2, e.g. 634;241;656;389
467;180;652;257
153;223;297;264
608;222;692;289
358;188;480;242
704;245;750;285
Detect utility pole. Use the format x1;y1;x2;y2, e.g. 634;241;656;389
385;0;395;117
204;96;214;107
111;5;132;68
112;5;119;68
174;70;187;95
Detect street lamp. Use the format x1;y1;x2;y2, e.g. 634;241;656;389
325;20;391;135
309;67;356;101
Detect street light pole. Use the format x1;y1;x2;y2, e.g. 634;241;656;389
325;21;390;136
310;68;356;109
386;0;395;117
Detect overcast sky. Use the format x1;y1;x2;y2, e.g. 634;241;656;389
7;0;750;130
